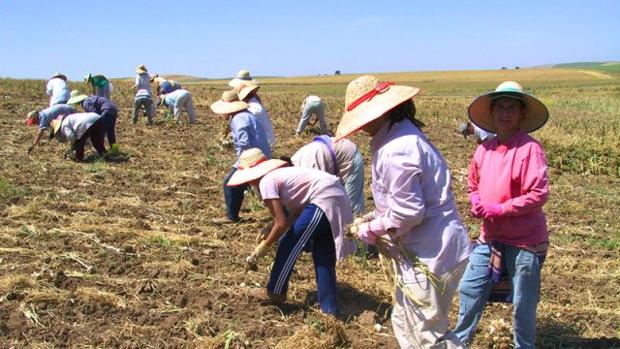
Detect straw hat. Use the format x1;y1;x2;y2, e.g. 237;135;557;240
210;90;248;115
50;115;64;136
468;81;549;133
228;69;257;88
136;64;148;74
49;72;67;81
227;148;287;187
236;82;260;101
150;73;159;82
26;110;40;126
67;90;89;105
335;75;420;140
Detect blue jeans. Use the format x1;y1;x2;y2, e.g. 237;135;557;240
454;244;541;349
223;167;247;221
267;204;339;315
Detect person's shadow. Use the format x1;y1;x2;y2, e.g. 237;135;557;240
537;317;620;348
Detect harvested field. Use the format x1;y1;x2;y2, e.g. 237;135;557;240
1;69;619;348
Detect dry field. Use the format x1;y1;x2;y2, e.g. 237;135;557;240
1;68;619;348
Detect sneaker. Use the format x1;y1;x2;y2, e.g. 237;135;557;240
250;288;286;305
211;216;239;225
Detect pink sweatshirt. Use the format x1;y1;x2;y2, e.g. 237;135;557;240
469;130;549;246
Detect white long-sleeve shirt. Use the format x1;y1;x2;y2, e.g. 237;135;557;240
247;96;276;148
368;119;470;275
56;112;102;143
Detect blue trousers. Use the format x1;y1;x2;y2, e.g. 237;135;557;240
454;244;541;349
223;167;247;221
101;110;117;147
267;204;339;315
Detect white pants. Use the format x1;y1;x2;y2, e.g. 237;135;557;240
173;91;196;123
392;260;467;349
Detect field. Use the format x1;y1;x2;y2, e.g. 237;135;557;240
1;67;619;348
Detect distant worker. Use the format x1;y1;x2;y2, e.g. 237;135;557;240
46;73;71;106
296;95;330;135
228;69;257;88
458;121;496;144
161;88;197;124
50;112;107;162
151;74;182;96
133;64;154;124
236;82;276;149
25;104;77;154
290;136;365;215
84;73;111;98
68;90;119;147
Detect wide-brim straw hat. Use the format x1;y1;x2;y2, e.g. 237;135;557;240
49;72;67;81
67;90;88;105
136;64;148;74
227;148;287;186
50;115;64;136
468;81;549;133
228;69;257;88
236;82;260;101
335;75;420;141
210;90;248;115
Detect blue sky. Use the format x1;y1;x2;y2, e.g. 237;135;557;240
1;1;619;79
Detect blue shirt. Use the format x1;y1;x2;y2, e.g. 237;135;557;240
230;110;272;167
38;104;77;129
81;96;118;115
160;80;181;94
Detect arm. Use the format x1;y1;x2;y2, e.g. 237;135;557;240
231;115;251;153
501;150;549;216
262;199;291;245
46;81;53;96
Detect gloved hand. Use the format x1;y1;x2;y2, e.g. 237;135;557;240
27;145;35;154
353;212;375;225
479;203;505;219
357;223;378;245
252;241;270;259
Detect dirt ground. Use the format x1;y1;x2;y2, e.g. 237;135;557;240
1;77;619;348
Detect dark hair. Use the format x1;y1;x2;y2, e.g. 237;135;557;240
490;96;526;110
385;100;425;129
279;156;293;166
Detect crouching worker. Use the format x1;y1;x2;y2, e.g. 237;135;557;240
50;113;107;162
161;89;196;124
229;148;356;316
68;90;119;147
26;104;77;154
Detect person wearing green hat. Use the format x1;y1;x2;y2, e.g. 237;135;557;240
453;81;550;349
68;90;119;147
84;73;111;98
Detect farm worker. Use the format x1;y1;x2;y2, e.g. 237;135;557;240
160;89;196;124
46;73;71;106
228;69;257;88
132;64;154;125
84;73;111;98
49;112;107;161
453;81;550;349
296;95;330;136
151;74;182;96
236;82;276;149
290;136;365;215
25;104;77;154
228;148;355;315
458;121;496;144
68;90;119;147
210;90;272;224
338;75;471;348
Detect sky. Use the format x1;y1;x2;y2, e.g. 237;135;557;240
1;1;619;79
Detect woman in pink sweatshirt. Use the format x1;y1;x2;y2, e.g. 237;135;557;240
454;81;550;349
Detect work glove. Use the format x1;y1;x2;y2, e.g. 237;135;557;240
479;203;505;219
353;212;375;225
252;241;270;259
256;225;271;243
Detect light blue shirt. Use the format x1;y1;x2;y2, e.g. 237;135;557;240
46;78;70;105
230;110;272;167
163;89;189;107
38;104;77;129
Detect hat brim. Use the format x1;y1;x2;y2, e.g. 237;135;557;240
210;100;248;115
136;68;148;74
228;77;257;88
227;159;287;187
468;91;549;133
50;116;64;136
68;94;88;105
50;74;67;81
238;84;260;100
335;85;420;141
